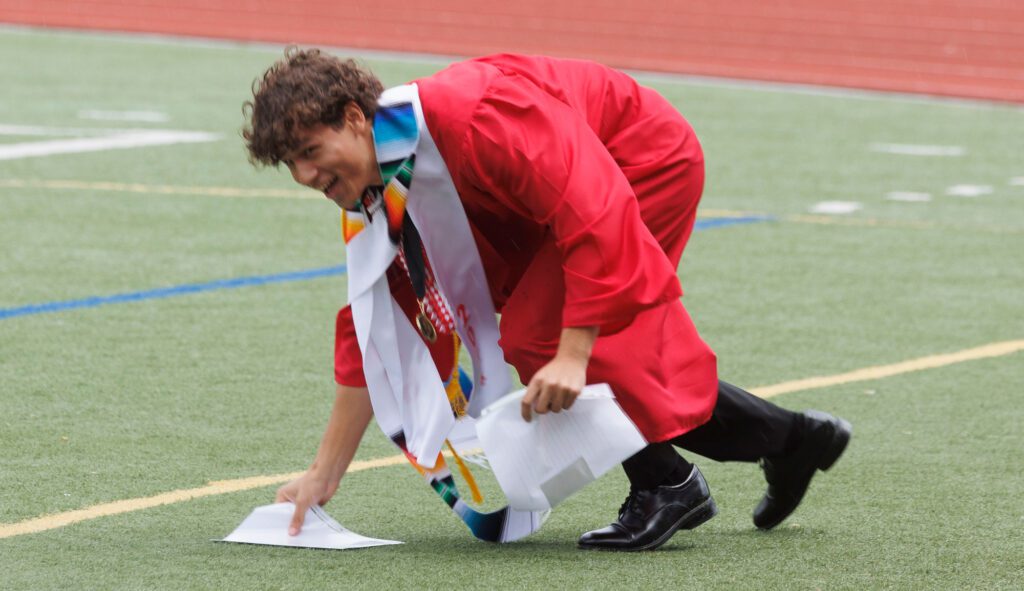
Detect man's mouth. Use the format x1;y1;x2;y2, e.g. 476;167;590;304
319;176;338;196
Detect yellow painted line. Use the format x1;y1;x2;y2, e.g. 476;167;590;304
697;208;763;218
752;339;1024;398
3;180;1015;233
2;339;1021;540
0;178;317;199
0;455;407;540
783;213;936;230
2;180;1019;233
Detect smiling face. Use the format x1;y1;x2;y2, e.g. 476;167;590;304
283;102;382;210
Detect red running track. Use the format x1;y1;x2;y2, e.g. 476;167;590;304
2;0;1022;102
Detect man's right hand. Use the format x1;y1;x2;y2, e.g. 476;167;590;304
275;470;339;536
274;383;373;536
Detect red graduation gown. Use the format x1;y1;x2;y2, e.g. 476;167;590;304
335;54;717;442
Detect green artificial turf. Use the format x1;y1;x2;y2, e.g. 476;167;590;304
1;27;1021;590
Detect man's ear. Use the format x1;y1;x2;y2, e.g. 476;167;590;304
344;102;367;128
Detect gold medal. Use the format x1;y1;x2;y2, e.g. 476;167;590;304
416;301;438;343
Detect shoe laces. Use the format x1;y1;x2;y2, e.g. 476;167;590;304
618;487;645;518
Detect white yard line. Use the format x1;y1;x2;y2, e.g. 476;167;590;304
870;143;965;156
945;184;993;197
885;191;932;202
0;124;168;136
810;201;863;215
78;109;170;123
0;130;220;160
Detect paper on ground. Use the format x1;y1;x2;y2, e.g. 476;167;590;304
221;503;402;549
475;383;647;511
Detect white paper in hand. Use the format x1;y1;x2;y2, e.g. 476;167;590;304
475;383;647;511
221;503;402;550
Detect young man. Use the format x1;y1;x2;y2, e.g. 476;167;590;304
243;49;851;551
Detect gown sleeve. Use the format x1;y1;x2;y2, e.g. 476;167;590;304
460;74;682;333
334;305;368;387
334;265;459;387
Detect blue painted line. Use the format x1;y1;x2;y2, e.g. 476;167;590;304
694;215;773;230
0;265;347;320
1;215;771;321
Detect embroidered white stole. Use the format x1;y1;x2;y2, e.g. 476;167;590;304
346;84;511;468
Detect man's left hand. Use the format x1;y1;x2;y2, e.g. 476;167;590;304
521;326;598;421
521;354;588;421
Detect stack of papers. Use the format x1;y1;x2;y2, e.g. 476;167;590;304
220;503;401;550
475;383;647;511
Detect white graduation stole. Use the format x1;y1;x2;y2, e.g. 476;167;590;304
346;83;511;468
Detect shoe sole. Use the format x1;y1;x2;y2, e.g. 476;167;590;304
577;497;719;552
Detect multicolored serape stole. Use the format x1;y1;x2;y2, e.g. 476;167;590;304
341;99;416;246
385;303;546;543
392;431;546;543
341;93;547;542
344;103;450;342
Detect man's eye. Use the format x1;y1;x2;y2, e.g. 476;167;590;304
303;147;316;157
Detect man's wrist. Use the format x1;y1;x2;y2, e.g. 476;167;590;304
557;326;599;362
309;462;342;486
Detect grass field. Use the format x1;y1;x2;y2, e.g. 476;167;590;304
1;27;1022;590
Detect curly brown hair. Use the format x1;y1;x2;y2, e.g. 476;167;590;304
242;47;384;167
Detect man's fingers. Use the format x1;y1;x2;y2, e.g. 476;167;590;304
549;389;566;413
524;374;583;419
521;381;540;422
533;385;555;414
289;501;308;536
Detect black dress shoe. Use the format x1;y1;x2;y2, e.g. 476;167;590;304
753;409;852;530
578;466;717;551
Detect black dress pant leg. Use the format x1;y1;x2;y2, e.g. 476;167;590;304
621;442;690;490
671;380;804;462
620;380;803;488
